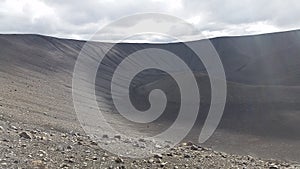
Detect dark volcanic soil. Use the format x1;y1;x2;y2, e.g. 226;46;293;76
1;31;300;168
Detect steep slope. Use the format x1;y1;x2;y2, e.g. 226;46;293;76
0;30;300;162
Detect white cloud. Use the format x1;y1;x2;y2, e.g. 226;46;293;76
0;0;299;42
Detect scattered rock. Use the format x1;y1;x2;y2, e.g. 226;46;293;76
115;157;124;163
66;145;72;150
184;154;191;158
82;162;88;167
269;164;279;169
191;145;198;150
160;162;167;167
138;138;146;142
2;138;9;142
166;153;173;157
1;162;7;167
30;160;44;168
133;143;139;147
60;163;70;168
114;135;121;139
154;154;163;159
90;141;98;146
10;125;18;130
19;131;32;139
148;159;154;163
155;144;162;149
92;156;98;161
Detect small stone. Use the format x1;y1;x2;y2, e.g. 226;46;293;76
82;162;88;167
65;158;75;163
0;126;4;131
2;138;9;142
1;162;7;166
186;141;193;146
60;163;70;168
269;165;279;169
31;160;44;167
155;144;162;149
138;138;146;142
115;157;124;163
90;141;98;146
174;166;179;169
103;152;109;157
154;154;163;159
148;159;154;163
102;134;109;138
10;125;18;130
38;150;47;156
164;144;171;148
160;162;167;167
191;145;198;150
133;143;139;147
92;156;98;161
166;153;173;157
184;154;191;158
19;131;32;139
114;135;121;139
66;145;72;150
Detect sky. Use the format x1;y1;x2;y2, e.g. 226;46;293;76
0;0;300;42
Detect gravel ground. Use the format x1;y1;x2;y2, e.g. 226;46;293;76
1;119;299;169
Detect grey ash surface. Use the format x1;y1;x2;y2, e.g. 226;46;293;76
1;31;300;168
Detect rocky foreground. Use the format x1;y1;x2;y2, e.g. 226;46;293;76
0;118;299;169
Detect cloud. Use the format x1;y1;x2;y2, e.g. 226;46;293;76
0;0;299;42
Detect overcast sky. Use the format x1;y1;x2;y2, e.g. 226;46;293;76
0;0;300;42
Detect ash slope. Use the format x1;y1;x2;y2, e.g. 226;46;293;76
0;30;300;162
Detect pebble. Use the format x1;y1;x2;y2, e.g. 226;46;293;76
154;154;163;159
115;157;124;163
92;156;98;161
60;163;70;168
148;159;154;163
10;125;18;130
269;164;279;169
160;162;167;167
31;160;44;167
155;144;162;149
1;162;7;166
184;154;191;158
19;131;32;139
90;141;98;145
114;135;121;139
138;138;146;142
82;162;88;167
191;145;198;150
